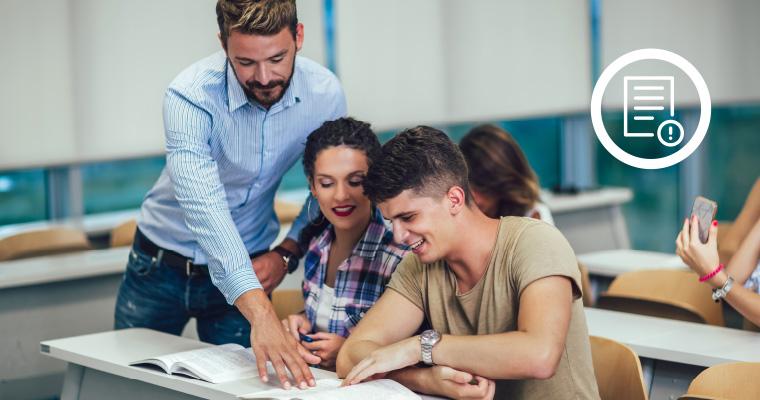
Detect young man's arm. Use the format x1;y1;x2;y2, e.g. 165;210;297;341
336;290;425;377
336;290;495;398
343;275;574;384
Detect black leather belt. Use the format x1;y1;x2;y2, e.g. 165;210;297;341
134;228;266;276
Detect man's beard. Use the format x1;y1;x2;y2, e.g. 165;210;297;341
238;60;296;108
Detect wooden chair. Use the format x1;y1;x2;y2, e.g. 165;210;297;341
110;219;137;247
597;269;724;326
275;200;302;224
0;227;91;261
680;362;760;400
578;261;594;307
272;289;305;320
590;335;647;400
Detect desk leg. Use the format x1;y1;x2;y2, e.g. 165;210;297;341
60;364;84;400
648;359;704;400
640;357;654;396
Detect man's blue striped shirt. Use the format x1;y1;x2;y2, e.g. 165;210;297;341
138;51;346;305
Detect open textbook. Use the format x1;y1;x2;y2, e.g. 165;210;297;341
129;343;258;384
241;378;421;400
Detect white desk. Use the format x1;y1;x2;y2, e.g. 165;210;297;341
0;235;303;399
0;247;129;289
585;308;760;399
577;249;688;304
577;249;687;278
41;329;440;400
41;329;335;400
0;247;129;399
544;187;633;253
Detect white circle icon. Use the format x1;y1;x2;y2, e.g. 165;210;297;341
590;49;711;169
657;119;684;147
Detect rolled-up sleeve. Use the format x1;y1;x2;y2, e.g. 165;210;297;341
163;88;261;305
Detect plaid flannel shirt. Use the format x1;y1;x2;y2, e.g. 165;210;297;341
302;208;408;337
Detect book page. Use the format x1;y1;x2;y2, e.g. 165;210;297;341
174;346;259;383
129;343;245;381
240;378;421;400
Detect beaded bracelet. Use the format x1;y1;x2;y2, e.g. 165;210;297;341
699;263;724;282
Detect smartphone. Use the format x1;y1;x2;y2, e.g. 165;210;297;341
299;333;314;343
691;196;718;243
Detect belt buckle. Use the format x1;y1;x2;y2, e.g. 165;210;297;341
186;259;192;276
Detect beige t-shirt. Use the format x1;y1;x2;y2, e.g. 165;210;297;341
387;217;599;400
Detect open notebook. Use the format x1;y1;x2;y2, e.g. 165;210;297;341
129;343;258;384
241;378;421;400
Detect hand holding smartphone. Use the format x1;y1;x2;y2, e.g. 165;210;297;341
691;196;717;243
299;332;314;343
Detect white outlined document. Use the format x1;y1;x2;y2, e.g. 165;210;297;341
623;76;674;137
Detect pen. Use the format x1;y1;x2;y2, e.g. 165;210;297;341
299;333;314;343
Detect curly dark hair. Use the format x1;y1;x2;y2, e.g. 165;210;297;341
297;117;380;250
459;124;539;218
363;126;471;205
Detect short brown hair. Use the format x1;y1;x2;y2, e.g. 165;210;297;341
364;126;471;205
459;124;540;218
216;0;298;45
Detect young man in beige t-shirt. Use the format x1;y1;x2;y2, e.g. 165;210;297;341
336;126;599;400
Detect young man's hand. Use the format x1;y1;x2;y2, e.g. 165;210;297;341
342;336;420;385
427;366;495;400
236;290;320;389
302;332;346;370
251;251;288;294
281;313;312;342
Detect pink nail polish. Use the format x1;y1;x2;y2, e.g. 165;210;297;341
712;220;718;227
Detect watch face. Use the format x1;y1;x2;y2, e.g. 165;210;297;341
421;329;440;344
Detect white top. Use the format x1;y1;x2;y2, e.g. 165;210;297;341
585;307;760;367
577;249;687;277
745;261;760;294
314;285;335;333
526;202;554;225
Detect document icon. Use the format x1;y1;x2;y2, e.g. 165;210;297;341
624;76;674;137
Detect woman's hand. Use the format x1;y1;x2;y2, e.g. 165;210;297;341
342;336;420;385
301;332;346;370
281;313;311;342
676;214;721;285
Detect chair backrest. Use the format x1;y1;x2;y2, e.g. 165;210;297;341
597;269;724;326
272;289;305;320
590;335;647;400
578;261;594;307
0;227;91;261
682;362;760;400
110;219;137;248
275;200;302;224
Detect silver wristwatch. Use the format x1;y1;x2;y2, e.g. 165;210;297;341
712;276;734;302
420;329;441;365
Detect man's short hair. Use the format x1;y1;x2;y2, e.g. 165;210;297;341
364;126;471;205
216;0;298;45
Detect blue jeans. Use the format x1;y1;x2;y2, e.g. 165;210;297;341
114;246;251;346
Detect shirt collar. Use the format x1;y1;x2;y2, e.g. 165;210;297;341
226;57;303;113
226;60;249;112
353;207;391;260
